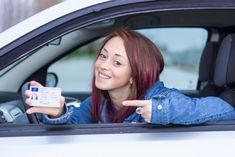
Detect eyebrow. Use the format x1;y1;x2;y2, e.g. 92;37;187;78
103;48;125;59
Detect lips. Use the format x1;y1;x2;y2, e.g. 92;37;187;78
98;72;111;79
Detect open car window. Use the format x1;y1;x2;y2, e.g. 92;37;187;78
48;28;208;93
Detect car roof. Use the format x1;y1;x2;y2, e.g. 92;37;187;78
0;0;109;48
2;0;235;48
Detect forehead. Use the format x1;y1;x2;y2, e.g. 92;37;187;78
103;36;127;57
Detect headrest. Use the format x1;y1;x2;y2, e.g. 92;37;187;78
199;42;219;82
214;34;235;87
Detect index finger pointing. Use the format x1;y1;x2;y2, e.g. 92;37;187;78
122;100;151;107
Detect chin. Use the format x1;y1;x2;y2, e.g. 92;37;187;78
95;81;110;90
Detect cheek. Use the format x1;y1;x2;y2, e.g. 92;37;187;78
94;60;100;72
113;67;132;83
94;60;99;68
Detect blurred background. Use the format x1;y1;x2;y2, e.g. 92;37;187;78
0;0;65;33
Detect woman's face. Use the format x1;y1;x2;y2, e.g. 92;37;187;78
95;36;132;93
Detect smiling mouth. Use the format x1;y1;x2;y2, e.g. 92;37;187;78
98;72;111;79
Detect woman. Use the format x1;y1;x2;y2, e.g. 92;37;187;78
25;28;235;125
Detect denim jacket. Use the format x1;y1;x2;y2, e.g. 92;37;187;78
42;81;235;125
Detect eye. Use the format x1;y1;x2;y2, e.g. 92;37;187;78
114;60;122;66
99;53;106;60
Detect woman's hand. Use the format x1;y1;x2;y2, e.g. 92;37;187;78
122;100;152;123
25;80;65;118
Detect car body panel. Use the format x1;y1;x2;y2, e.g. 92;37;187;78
2;131;235;157
1;123;235;156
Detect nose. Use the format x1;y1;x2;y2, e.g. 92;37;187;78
100;59;111;70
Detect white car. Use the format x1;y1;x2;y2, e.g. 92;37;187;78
1;0;235;156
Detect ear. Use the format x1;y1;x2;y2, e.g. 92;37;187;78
129;77;133;84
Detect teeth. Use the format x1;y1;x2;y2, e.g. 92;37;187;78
99;72;110;79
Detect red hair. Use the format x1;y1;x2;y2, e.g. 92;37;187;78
92;28;164;123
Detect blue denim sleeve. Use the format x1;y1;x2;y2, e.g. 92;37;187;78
151;89;235;125
42;96;94;124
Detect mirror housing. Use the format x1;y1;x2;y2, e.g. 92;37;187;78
46;72;58;87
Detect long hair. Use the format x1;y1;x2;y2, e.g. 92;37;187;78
91;28;164;123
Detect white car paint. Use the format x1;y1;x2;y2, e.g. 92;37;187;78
1;131;235;157
0;0;108;48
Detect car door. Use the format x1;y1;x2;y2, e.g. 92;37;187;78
1;0;235;157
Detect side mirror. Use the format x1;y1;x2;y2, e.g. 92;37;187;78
46;72;58;87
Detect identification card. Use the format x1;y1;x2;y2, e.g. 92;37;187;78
29;86;61;107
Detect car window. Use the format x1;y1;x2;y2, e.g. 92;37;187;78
48;28;207;92
138;28;208;90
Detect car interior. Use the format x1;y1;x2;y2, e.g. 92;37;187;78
214;34;235;108
198;42;223;97
1;6;235;125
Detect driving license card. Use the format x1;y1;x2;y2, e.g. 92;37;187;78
30;86;61;107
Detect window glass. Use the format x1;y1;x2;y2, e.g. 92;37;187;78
48;39;101;92
48;28;207;92
138;28;208;89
